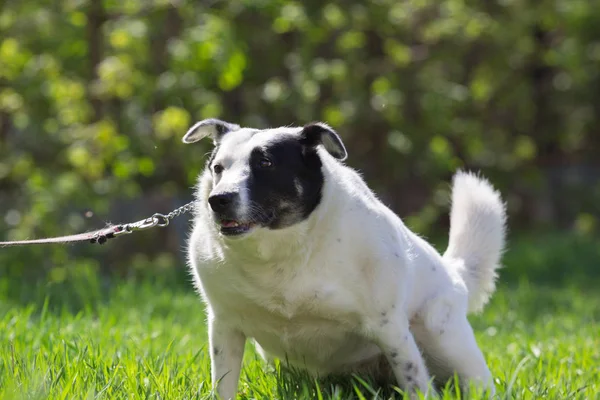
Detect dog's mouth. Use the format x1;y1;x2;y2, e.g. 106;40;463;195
218;219;256;236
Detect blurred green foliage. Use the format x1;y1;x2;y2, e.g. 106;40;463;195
1;0;599;279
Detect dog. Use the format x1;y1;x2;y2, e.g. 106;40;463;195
183;119;506;399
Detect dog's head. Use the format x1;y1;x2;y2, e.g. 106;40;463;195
183;119;347;238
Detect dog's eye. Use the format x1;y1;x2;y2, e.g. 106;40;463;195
258;158;273;168
213;164;224;174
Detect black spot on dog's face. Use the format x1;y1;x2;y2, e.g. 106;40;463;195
207;128;326;232
247;135;324;229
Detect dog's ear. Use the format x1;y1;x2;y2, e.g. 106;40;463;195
299;122;348;161
182;118;241;144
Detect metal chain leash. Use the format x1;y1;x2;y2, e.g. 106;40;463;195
90;200;198;244
164;200;197;221
0;200;199;247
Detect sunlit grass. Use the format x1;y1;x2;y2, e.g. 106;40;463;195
1;232;599;399
1;277;597;399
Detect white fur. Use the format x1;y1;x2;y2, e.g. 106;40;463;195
187;137;506;399
444;172;507;313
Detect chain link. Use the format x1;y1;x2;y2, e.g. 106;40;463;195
108;200;198;240
165;201;197;221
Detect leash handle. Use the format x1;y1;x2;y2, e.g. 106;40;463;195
0;201;197;247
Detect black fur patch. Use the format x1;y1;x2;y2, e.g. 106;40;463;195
247;135;324;229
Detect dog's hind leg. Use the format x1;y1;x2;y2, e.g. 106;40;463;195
417;297;495;395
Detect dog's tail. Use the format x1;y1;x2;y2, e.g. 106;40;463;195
443;171;507;314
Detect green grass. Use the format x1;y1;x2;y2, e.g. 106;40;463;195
1;233;599;399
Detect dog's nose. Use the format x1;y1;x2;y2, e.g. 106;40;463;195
208;192;237;213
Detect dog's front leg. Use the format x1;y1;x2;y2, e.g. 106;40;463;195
208;316;246;400
372;313;433;398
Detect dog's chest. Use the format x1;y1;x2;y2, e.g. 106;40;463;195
202;259;369;370
208;262;358;324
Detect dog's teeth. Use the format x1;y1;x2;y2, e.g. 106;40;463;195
221;220;241;228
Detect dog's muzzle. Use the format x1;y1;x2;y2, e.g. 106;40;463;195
208;192;254;236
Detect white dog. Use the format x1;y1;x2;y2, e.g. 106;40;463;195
183;119;506;399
